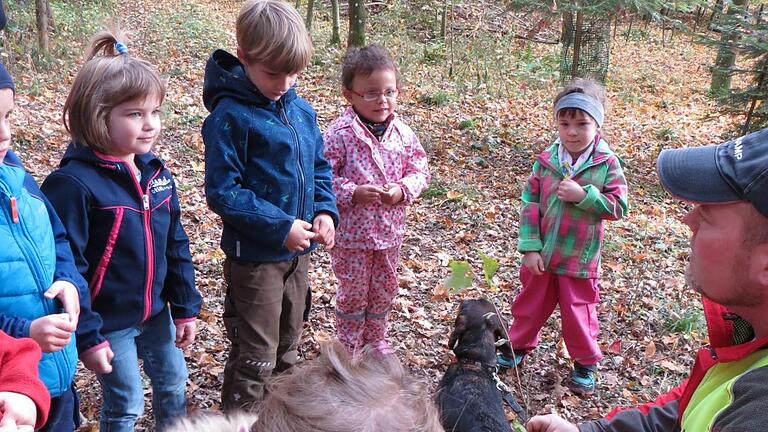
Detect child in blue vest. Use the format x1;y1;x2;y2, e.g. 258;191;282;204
0;61;91;431
41;30;202;431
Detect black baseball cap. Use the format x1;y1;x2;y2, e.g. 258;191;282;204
657;128;768;218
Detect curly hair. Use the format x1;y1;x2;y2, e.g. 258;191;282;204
341;44;400;90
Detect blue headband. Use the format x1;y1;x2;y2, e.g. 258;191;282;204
554;92;604;128
114;42;128;55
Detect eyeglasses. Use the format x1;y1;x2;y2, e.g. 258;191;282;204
349;88;399;102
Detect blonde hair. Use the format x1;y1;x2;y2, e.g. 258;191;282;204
166;411;258;432
236;0;312;73
63;28;165;154
253;341;444;432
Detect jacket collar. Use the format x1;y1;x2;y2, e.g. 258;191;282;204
538;137;614;177
60;142;163;173
337;106;399;141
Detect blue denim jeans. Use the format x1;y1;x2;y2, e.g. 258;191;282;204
96;306;188;431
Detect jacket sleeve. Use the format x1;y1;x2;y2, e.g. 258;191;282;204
0;314;31;338
710;365;768;431
202;110;295;249
579;380;685;432
163;182;202;322
323;127;357;209
575;156;628;221
0;331;51;429
311;125;339;225
394;131;430;205
40;172;107;354
518;161;544;253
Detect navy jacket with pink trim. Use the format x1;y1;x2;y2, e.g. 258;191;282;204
41;143;201;354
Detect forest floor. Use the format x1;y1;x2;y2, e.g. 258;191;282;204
1;0;749;430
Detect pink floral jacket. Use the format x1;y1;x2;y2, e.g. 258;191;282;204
323;107;430;250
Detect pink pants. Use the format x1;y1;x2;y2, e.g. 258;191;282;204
330;246;400;354
507;266;602;365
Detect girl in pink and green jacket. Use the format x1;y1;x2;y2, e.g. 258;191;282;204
499;79;628;395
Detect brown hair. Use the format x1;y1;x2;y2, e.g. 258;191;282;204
341;44;401;90
253;341;444;432
62;28;165;154
553;78;606;121
236;0;312;74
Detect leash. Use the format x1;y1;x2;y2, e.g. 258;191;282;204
492;366;530;424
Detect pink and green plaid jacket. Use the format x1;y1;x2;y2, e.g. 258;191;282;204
518;138;628;278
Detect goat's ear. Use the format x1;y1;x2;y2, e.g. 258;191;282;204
487;313;514;356
448;315;466;350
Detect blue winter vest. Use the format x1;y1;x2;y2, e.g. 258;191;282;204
0;163;77;397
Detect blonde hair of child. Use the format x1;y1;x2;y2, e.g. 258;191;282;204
166;411;258;432
62;28;165;154
253;341;445;432
236;0;312;74
553;78;607;121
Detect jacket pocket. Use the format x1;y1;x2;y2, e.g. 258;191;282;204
580;225;596;265
89;207;124;300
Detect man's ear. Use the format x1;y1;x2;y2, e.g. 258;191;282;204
754;243;768;288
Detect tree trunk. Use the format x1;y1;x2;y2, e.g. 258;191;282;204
440;0;449;40
295;0;301;10
330;0;340;44
348;0;365;47
305;0;315;33
711;0;749;94
571;11;583;79
35;0;49;53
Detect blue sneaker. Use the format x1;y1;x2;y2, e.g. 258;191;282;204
496;350;526;369
569;363;597;395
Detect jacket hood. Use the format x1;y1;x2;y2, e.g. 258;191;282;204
59;142;161;170
202;49;296;112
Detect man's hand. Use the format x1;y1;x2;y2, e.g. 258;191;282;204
312;213;336;250
526;414;579;432
522;252;545;276
29;314;73;353
175;321;197;349
557;179;586;203
285;220;316;252
352;184;384;204
0;391;37;432
380;183;404;205
44;280;80;329
80;345;114;374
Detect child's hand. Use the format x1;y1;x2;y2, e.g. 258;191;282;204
29;314;74;353
285;219;316;252
175;321;197;349
522;252;545;276
80;345;114;374
0;391;37;432
557;179;586;203
44;280;80;329
380;183;404;205
352;184;384;204
526;414;579;432
312;213;336;250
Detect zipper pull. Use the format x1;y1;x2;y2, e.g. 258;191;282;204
9;197;18;223
142;194;149;211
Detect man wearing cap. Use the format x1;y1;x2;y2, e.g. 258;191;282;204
526;130;768;431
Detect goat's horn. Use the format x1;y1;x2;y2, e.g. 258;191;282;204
495;338;509;347
483;312;496;319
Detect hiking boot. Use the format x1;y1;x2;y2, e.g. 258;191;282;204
496;350;526;370
569;362;597;395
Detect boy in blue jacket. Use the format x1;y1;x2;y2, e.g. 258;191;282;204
202;0;338;410
0;62;93;431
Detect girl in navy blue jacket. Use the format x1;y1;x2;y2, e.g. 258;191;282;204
41;29;202;432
